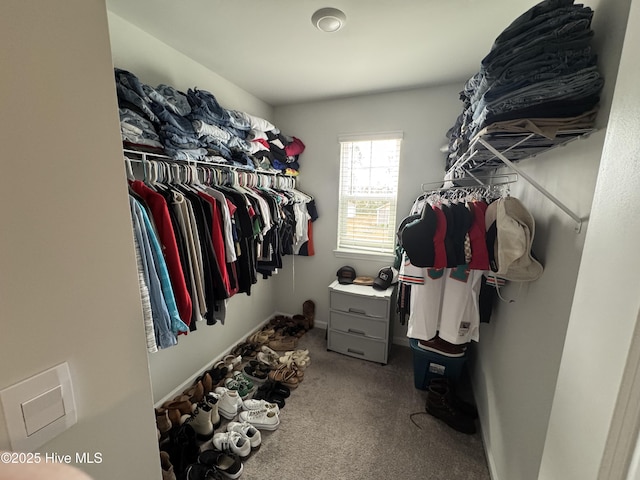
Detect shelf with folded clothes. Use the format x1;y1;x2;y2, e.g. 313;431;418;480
115;67;305;175
445;124;596;174
442;0;603;233
443;123;593;233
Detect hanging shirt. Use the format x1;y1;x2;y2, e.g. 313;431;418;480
129;180;193;326
131;221;158;353
132;197;189;337
129;197;177;349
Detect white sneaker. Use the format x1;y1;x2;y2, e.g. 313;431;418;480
227;421;262;450
241;398;280;416
209;388;241;420
213;431;251;458
238;408;280;431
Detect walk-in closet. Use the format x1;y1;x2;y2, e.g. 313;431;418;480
2;1;640;480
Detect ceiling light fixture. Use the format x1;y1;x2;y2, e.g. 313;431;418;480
311;7;346;33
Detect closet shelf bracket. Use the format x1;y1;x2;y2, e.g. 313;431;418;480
477;138;583;233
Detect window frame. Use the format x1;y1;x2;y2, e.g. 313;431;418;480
335;131;403;259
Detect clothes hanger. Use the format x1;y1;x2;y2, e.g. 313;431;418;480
124;155;135;182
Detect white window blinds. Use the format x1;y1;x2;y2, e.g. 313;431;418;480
337;132;402;255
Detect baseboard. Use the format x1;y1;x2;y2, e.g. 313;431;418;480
471;370;498;480
479;421;499;480
315;320;328;330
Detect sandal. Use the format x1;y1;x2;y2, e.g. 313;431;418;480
207;361;228;386
223;354;242;371
267;316;291;329
257;351;279;369
246;331;271;344
243;360;270;382
268;336;298;351
268;364;299;389
231;341;260;358
279;352;309;373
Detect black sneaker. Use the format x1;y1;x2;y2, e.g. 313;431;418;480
198;449;243;479
184;463;224;480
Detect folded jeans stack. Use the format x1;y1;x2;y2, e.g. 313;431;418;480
115;68;208;161
446;0;604;171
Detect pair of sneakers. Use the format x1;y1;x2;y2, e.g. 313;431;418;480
224;371;254;398
208;387;242;420
188;448;243;480
237;398;281;431
212;421;262;458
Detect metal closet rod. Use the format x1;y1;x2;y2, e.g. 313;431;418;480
422;172;518;192
122;148;295;177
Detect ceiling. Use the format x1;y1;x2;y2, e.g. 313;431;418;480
106;0;575;107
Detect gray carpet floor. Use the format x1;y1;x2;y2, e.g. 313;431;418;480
226;328;491;480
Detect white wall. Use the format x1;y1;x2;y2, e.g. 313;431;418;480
106;12;286;402
539;0;640;477
469;1;631;479
273;85;464;343
0;1;159;478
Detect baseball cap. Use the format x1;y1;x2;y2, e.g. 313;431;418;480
336;266;356;284
400;206;437;267
373;266;398;290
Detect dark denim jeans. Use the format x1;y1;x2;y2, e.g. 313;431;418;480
471;66;604;130
483;8;593;67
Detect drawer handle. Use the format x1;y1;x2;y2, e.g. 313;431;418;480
347;348;365;356
347;328;366;336
348;308;367;315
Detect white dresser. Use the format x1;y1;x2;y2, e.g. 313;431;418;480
327;280;395;365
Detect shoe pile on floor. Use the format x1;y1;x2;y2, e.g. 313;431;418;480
155;302;315;480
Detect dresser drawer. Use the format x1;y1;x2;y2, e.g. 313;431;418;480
329;290;389;318
327;329;387;364
329;310;388;340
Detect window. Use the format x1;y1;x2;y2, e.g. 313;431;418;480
337;132;402;256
